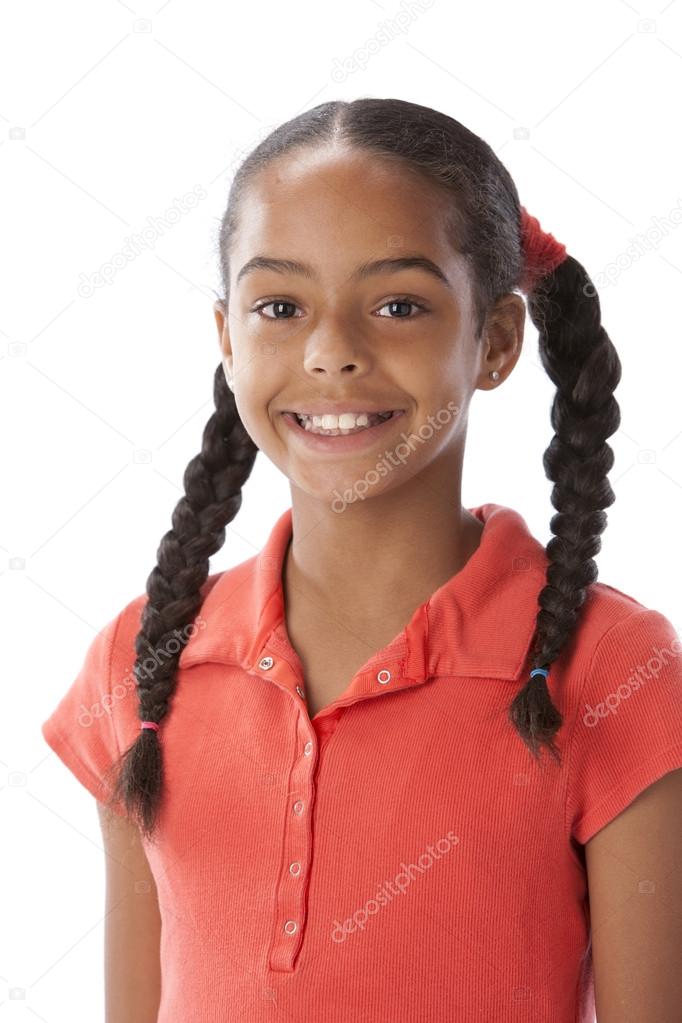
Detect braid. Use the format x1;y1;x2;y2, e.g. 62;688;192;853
104;365;258;837
507;255;622;764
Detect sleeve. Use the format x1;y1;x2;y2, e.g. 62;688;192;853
566;607;682;846
41;609;134;818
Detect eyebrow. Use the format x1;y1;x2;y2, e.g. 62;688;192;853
235;254;453;290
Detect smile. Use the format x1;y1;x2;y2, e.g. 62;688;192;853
281;409;406;452
291;410;400;435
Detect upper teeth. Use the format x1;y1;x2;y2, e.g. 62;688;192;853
295;412;393;429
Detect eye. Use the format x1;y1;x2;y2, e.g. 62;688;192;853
251;299;303;320
375;297;428;319
250;295;429;322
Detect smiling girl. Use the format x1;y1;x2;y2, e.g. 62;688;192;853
42;98;682;1023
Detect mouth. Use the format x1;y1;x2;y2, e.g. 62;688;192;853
284;410;403;436
280;408;406;453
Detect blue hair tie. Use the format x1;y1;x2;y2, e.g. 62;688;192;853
530;667;549;679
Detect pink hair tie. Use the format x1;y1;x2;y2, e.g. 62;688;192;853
140;721;159;732
519;206;568;293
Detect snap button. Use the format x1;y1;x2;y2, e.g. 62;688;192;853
259;656;274;670
303;741;313;756
284;920;297;934
296;685;305;698
377;669;392;685
293;800;304;815
289;861;301;876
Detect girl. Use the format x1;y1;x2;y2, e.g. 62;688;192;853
42;97;682;1023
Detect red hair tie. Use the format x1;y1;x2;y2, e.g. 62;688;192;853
519;206;568;293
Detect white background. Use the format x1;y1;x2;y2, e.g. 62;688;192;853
3;0;682;1019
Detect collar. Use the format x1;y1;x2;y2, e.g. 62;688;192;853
178;502;548;684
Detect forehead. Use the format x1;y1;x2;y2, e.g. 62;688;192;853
230;148;467;285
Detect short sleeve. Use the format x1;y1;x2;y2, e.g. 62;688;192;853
566;607;682;845
41;610;132;818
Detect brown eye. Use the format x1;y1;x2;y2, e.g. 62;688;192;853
252;299;302;320
375;297;428;319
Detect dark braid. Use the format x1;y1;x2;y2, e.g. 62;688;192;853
103;97;621;836
508;255;621;764
105;367;257;837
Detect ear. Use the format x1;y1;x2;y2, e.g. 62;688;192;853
477;292;526;389
213;299;234;381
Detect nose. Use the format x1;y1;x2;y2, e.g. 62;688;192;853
302;329;372;381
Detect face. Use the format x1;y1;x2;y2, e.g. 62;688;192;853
214;147;525;508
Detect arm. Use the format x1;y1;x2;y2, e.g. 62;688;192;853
97;801;162;1023
585;767;682;1022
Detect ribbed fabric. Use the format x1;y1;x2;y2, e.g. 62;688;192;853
40;503;682;1022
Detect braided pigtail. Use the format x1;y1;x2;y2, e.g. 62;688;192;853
508;230;622;764
104;365;258;838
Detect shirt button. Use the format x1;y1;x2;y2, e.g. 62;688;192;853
289;861;301;876
259;656;274;670
293;800;304;815
377;669;392;685
303;741;313;756
296;685;305;698
284;920;297;934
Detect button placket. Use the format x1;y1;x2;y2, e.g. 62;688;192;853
273;763;312;966
268;691;318;973
261;647;416;972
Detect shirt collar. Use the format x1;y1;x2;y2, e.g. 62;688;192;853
178;502;548;682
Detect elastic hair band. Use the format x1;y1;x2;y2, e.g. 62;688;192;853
140;721;159;732
529;667;549;680
519;206;568;293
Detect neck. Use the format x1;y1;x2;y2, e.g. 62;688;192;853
283;469;484;629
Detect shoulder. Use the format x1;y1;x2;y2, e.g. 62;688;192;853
559;576;682;734
575;576;672;633
43;568;227;749
559;579;682;847
40;571;230;815
112;568;229;665
555;579;680;691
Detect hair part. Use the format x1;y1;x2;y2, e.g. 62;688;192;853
104;98;621;839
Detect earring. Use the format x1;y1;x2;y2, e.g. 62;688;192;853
489;370;500;381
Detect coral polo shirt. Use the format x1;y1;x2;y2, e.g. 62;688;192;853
41;502;682;1022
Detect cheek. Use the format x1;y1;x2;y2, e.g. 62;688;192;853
230;390;275;454
402;400;467;470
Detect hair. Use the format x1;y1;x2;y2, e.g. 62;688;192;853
104;98;621;839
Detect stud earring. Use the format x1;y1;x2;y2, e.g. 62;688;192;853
489;370;500;381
